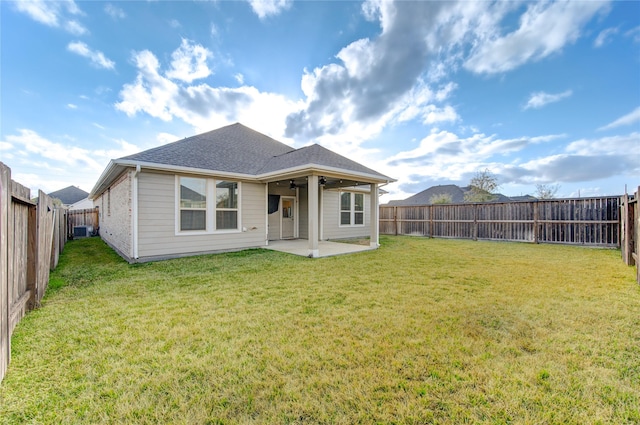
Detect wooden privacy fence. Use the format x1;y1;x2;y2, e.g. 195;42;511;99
620;187;639;284
380;196;621;247
67;207;99;239
0;162;66;382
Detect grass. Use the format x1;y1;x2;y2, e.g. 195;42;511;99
1;236;639;424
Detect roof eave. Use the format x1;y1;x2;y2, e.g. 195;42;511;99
257;163;395;184
90;159;262;199
90;159;395;199
89;160;122;200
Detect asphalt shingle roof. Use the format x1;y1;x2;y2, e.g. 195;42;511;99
387;184;514;206
121;123;294;175
48;186;89;205
258;144;385;177
119;123;390;180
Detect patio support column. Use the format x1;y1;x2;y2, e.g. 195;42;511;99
307;175;319;257
370;183;379;248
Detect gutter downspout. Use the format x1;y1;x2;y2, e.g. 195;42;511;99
132;165;141;261
265;184;269;246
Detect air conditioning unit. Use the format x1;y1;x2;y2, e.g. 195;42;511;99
73;226;90;238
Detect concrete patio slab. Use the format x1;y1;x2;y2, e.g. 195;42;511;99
266;239;375;258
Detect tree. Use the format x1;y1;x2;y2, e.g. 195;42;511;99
429;193;453;204
535;183;560;199
464;169;499;203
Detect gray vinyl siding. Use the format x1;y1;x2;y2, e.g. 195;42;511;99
137;171;266;260
322;189;371;240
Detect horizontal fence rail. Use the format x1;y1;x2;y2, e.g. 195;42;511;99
381;196;621;247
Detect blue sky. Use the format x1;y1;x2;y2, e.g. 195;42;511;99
1;0;639;202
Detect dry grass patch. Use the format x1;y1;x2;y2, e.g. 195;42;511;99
1;236;639;424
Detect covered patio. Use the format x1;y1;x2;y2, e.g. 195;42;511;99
265;239;375;258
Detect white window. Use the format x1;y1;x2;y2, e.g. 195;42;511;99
179;177;207;231
340;192;365;227
215;180;238;230
177;176;240;233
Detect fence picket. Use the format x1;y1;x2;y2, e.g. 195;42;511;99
0;162;66;382
381;197;621;247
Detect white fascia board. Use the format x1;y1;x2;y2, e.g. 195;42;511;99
257;163;395;184
89;160;121;199
114;159;260;181
90;159;395;198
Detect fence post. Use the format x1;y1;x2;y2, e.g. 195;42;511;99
394;206;398;236
533;201;539;244
26;204;37;310
621;193;632;265
636;187;640;284
473;204;478;241
0;162;10;382
429;205;433;238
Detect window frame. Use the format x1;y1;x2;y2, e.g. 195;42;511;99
339;191;366;228
176;176;242;235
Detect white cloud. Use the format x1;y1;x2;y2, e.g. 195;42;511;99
247;0;293;19
14;0;87;35
286;1;470;143
566;133;640;156
594;27;618;47
116;50;178;121
423;105;459;125
104;4;126;19
165;39;213;83
5;129;101;169
157;133;180;145
64;20;87;35
598;106;640;131
67;103;78;109
234;73;245;85
524;90;573;110
2;130;140;193
67;41;115;70
625;26;640;43
169;19;181;28
284;0;606;151
382;127;637;198
115;47;301;139
464;1;608;74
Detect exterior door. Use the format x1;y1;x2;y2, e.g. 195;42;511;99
281;197;295;239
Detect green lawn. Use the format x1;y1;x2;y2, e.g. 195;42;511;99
1;236;639;424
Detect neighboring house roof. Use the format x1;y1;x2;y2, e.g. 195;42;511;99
48;186;89;205
91;123;394;198
386;184;519;206
70;197;94;211
510;195;538;202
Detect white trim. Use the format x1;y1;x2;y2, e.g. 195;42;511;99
91;160;395;200
257;163;392;183
280;195;296;240
294;188;299;238
132;165;140;260
319;186;324;241
174;175;242;235
118;159;256;181
264;184;269;246
338;191;366;228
